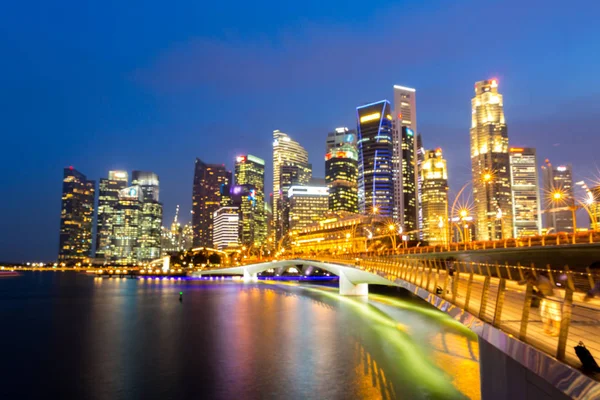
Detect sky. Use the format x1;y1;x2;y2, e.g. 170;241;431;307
1;0;600;262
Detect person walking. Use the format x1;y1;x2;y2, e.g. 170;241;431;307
520;272;560;336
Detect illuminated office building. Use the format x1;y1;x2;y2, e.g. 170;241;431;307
213;207;240;250
235;155;267;246
325;127;358;213
161;206;183;255
541;160;573;233
192;159;231;247
421;149;448;246
58;167;95;262
416;134;425;238
509;148;542;237
131;171;162;261
272;130;311;239
111;186;142;265
96;170;128;259
280;164;312;238
470;79;513;240
393;85;419;229
288;185;329;233
356;100;395;218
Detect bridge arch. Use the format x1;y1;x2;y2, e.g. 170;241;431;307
192;259;398;295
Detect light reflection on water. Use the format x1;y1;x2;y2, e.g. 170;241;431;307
0;273;480;399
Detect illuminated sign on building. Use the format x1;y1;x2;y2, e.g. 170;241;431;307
359;112;381;123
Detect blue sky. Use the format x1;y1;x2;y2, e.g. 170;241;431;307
1;0;599;261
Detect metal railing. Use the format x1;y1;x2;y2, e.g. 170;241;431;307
312;254;600;371
385;230;600;255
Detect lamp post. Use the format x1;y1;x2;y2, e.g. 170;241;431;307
387;223;398;251
459;209;470;243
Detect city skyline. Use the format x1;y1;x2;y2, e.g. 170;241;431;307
2;0;600;261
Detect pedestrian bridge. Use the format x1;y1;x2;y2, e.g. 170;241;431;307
193;255;600;399
192;259;395;295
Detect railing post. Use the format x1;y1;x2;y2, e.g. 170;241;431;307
464;271;474;312
475;262;482;276
519;282;533;341
479;276;491;320
433;259;440;293
586;266;596;291
557;266;575;361
493;278;507;327
505;262;513;281
485;263;492;276
547;264;555;286
451;267;459;303
517;262;525;281
426;259;433;291
495;262;501;279
441;260;449;299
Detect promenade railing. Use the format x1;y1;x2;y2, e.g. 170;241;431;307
311;254;600;372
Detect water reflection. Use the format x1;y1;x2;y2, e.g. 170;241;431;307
0;274;480;399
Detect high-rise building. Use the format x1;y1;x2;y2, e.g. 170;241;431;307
470;79;513;241
393;86;419;229
279;164;312;238
111;185;142;265
509;148;542;237
400;127;418;237
131;171;162;261
272;130;311;239
58;167;95;262
213;207;240;250
288;185;329;233
235;155;267;247
161;205;183;255
96;170;128;260
421;149;449;246
356;100;395;218
192;159;231;247
541;161;574;233
416;134;425;239
325;127;358;213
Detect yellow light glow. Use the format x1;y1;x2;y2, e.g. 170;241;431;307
388;224;395;231
459;209;468;218
360;112;381;123
386;114;393;120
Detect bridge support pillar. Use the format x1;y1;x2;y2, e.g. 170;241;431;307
242;269;258;282
338;271;368;296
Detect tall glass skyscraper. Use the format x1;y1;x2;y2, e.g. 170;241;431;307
96;170;128;260
111;185;142;264
421;149;449;245
541;160;574;233
393;85;419;231
192;159;231;247
131;171;162;261
356;100;394;218
470;79;513;240
272;130;311;239
58;167;95;262
288;185;329;233
235;154;267;247
325;127;358;213
509;148;542;237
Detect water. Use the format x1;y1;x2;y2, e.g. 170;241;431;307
0;273;480;399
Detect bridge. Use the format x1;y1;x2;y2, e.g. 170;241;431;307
193;254;600;399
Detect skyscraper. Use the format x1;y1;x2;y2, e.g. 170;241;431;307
393;85;419;230
509;148;542;237
96;170;128;260
192;159;231;247
132;171;163;261
235;154;267;247
272;130;311;239
288;185;329;233
470;79;513;241
279;164;312;238
416;134;425;239
400;127;418;237
356;100;395;218
325;127;358;213
541;160;574;233
111;185;142;264
58;167;95;262
421;149;449;246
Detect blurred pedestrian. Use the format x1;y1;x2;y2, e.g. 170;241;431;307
519;272;560;336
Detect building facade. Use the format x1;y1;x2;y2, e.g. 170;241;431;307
192;159;231;247
421;149;449;246
111;185;143;265
132;171;162;261
509;148;542;237
393;85;419;229
58;167;95;262
470;79;513;241
541;160;574;233
272;130;311;240
96;170;128;260
288;185;329;234
356;100;395;218
235;155;267;247
325;127;358;213
213;207;240;250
